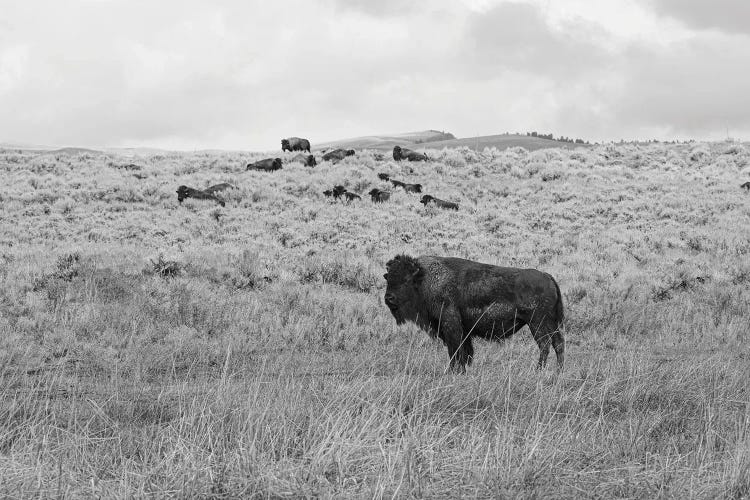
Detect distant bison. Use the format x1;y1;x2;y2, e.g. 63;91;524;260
322;149;355;163
391;179;422;193
741;181;750;190
204;183;235;195
176;186;225;207
281;137;311;152
369;188;390;203
420;194;458;211
330;185;360;202
323;189;334;197
247;158;282;171
290;153;316;167
393;145;429;162
378;173;391;181
383;255;565;373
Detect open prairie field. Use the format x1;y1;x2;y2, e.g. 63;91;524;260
1;142;750;498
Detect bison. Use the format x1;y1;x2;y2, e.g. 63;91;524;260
290;153;316;167
323;189;334;197
378;173;391;181
369;188;390;203
741;181;750;190
281;137;311;152
329;185;360;202
393;145;429;162
383;254;565;374
204;183;235;195
390;179;422;193
420;194;458;210
176;186;225;207
322;149;356;163
247;158;282;171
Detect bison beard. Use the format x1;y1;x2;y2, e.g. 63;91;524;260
383;254;564;373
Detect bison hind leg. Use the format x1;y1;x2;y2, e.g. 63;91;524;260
552;330;564;371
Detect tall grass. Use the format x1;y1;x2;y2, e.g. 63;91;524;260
0;141;749;497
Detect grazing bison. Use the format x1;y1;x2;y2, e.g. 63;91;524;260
328;185;360;202
290;153;316;167
369;188;391;203
204;183;235;195
322;149;356;163
176;186;225;207
741;181;750;190
390;179;422;193
383;255;564;373
393;145;429;162
247;158;282;171
420;194;458;211
281;137;311;152
378;173;391;181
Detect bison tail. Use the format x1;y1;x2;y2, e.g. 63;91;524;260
551;277;564;325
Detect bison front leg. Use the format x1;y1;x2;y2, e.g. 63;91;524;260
437;305;471;374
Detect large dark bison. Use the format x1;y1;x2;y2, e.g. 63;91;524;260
204;183;235;195
420;194;458;210
369;188;390;203
383;255;564;373
322;149;355;163
391;179;422;193
247;158;282;171
393;145;429;162
290;153;316;167
176;186;225;207
741;181;750;190
281;137;311;152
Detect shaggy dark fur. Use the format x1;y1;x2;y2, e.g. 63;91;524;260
204;183;235;195
420;194;458;210
384;254;564;373
247;158;282;171
378;173;391;181
368;188;390;203
290;153;316;167
322;149;356;163
393;145;429;162
176;185;225;207
323;189;333;197
281;137;311;152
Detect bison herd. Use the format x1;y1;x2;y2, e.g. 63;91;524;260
176;137;459;213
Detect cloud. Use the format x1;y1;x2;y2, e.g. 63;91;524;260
463;2;612;79
648;0;750;35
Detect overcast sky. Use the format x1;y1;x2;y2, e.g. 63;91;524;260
1;0;749;150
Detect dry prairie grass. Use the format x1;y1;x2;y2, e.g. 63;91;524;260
0;142;749;498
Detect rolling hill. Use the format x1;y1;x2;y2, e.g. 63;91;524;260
316;131;587;152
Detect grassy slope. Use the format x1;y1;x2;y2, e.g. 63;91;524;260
317;131;583;152
1;142;750;497
315;130;455;151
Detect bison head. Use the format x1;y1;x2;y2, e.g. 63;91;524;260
411;183;423;193
384;255;424;325
420;195;433;205
392;145;402;161
281;139;290;151
273;158;283;169
346;149;355;156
